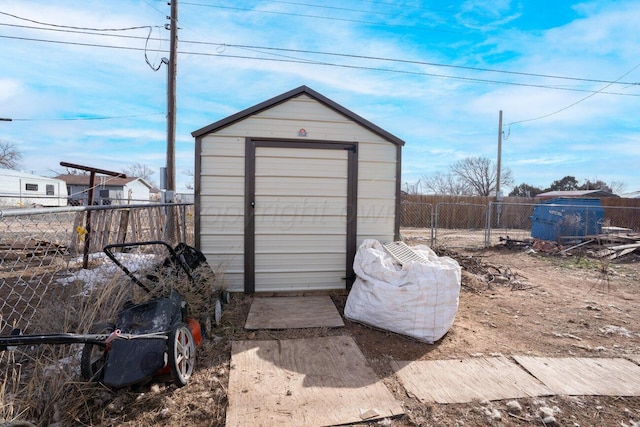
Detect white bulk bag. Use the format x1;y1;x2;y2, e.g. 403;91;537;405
344;239;461;343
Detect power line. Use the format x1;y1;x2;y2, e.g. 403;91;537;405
177;1;478;39
223;0;402;19
211;43;640;87
2;21;639;88
0;11;154;32
178;0;513;36
2;33;639;98
0;11;166;71
506;62;640;127
10;112;164;122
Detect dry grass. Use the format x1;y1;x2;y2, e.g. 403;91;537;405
0;251;226;427
137;261;226;337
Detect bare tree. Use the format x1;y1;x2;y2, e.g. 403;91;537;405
422;171;472;195
449;156;514;196
579;178;626;195
182;169;194;191
0;140;22;169
122;163;157;186
609;180;626;195
50;167;88;176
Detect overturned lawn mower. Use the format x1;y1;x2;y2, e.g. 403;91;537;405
0;241;217;388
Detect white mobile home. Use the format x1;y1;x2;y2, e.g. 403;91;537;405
192;86;404;294
0;169;68;208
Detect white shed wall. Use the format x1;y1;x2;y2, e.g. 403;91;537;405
199;94;398;292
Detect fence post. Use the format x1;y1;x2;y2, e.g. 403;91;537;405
433;203;440;246
430;205;435;247
181;204;187;243
486;202;493;247
116;210;129;244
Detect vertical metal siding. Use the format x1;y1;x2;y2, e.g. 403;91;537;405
249;145;350;292
198;95;398;292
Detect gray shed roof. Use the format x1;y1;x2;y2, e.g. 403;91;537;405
191;85;405;146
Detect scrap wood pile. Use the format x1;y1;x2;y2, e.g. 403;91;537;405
400;236;532;292
500;227;640;260
591;227;640;260
436;247;532;292
0;238;68;261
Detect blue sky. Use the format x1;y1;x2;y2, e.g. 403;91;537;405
0;0;639;194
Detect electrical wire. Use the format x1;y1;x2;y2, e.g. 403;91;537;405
2;33;639;98
178;1;506;38
0;12;166;72
0;11;153;32
144;25;164;71
207;42;640;87
505;62;640;128
10;113;164;122
1;21;637;88
178;1;488;40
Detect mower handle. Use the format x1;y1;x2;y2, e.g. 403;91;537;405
0;331;110;351
103;241;194;293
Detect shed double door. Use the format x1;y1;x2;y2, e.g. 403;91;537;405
244;139;357;293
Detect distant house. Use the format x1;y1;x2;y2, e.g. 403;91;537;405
56;174;153;205
535;190;619;200
621;191;640;199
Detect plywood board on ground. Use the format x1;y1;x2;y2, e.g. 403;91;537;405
513;356;640;396
627;355;640;366
244;295;345;329
226;335;404;427
391;357;552;404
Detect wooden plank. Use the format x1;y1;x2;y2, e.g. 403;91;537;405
513;356;640;396
131;209;141;241
608;242;640;251
116;210;129;244
152;207;163;240
245;296;344;329
226;335;404;427
609;247;638;259
391;357;552;404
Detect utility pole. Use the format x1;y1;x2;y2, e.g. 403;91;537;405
494;110;504;234
166;0;178;196
165;0;178;242
496;110;503;198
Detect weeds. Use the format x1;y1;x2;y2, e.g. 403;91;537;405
592;257;612;292
0;247;227;426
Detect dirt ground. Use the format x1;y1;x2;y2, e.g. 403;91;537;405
28;232;640;426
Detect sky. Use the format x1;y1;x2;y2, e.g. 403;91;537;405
0;0;639;195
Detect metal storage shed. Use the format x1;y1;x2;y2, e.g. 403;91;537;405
192;86;404;294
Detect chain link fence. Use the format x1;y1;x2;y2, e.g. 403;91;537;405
488;201;640;246
434;202;488;249
399;202;491;249
401;199;640;250
0;203;194;335
399;202;434;245
486;202;536;246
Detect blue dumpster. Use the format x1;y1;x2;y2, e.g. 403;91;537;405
531;198;604;242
